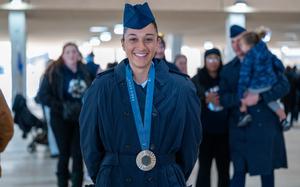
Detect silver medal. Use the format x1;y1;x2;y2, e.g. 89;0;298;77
136;150;156;171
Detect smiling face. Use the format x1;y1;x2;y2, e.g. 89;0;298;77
122;23;158;71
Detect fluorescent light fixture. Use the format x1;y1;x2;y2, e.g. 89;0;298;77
225;0;255;13
89;26;108;33
89;37;101;46
114;24;124;35
100;32;112;42
204;41;214;50
1;0;32;10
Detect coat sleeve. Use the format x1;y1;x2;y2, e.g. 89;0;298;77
219;68;240;108
0;89;14;152
79;82;104;183
238;55;253;98
176;84;202;180
37;75;60;108
261;72;290;104
191;74;206;104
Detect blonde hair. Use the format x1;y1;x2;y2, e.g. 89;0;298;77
240;26;269;47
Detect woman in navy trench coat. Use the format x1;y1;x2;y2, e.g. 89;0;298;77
79;3;201;187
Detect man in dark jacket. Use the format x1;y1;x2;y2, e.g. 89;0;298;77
80;3;201;187
219;25;289;187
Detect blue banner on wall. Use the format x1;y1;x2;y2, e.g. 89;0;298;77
0;66;3;74
17;52;23;75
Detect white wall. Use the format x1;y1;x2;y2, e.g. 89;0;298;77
0;41;12;107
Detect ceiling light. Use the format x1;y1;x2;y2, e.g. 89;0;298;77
89;26;108;33
100;32;112;42
1;0;32;10
89;37;101;46
225;0;255;13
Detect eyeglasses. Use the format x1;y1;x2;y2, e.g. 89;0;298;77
206;57;220;63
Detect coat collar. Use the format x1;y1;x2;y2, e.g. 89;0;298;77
114;58;169;87
115;58;168;108
231;56;241;66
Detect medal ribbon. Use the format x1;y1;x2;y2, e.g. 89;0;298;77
126;63;155;150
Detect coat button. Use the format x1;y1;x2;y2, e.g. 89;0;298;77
125;144;131;149
257;109;261;113
148;177;153;182
258;123;262;127
124;111;130;116
125;177;132;183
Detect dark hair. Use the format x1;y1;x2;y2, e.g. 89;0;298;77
122;22;158;40
158;35;166;48
57;42;81;63
174;54;187;64
241;30;267;47
203;48;223;72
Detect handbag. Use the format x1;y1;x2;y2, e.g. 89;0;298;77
62;100;82;122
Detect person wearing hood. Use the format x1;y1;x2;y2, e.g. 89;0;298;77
192;48;230;187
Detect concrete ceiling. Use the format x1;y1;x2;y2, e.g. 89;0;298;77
0;0;300;49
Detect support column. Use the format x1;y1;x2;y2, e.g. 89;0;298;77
166;34;183;62
224;13;246;63
9;11;27;98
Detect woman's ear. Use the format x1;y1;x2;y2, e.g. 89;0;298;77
121;38;125;51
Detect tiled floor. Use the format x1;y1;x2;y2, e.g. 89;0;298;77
1;124;300;187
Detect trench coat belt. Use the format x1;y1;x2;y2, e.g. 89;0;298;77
101;152;176;167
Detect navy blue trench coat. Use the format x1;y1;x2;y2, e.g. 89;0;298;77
219;57;289;176
80;58;202;187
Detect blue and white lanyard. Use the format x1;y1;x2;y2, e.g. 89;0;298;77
126;63;155;150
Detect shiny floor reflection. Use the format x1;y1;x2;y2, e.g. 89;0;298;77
1;124;300;187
